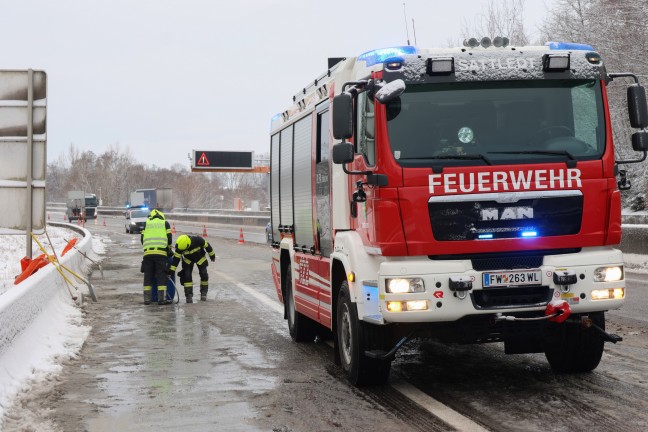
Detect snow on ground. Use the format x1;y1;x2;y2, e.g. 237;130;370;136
0;225;106;429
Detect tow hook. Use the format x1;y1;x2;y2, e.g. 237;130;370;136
364;329;419;362
580;316;623;343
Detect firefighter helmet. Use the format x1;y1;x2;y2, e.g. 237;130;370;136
149;209;165;220
176;235;191;251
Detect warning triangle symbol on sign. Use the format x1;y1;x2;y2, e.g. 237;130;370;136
197;152;210;166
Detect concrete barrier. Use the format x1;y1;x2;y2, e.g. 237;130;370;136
0;224;93;355
620;224;648;255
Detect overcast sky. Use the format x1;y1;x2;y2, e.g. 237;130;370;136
1;0;555;170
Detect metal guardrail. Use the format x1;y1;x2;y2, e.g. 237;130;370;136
47;203;270;227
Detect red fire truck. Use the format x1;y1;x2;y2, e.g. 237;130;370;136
269;38;648;386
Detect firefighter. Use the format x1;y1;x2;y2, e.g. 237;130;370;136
168;234;215;303
140;209;173;305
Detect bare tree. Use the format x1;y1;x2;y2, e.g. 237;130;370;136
461;0;530;46
540;0;648;207
47;143;269;210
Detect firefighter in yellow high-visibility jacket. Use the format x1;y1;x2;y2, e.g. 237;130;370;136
168;234;215;303
140;209;173;305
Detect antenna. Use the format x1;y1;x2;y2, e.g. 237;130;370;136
403;3;410;45
412;18;418;46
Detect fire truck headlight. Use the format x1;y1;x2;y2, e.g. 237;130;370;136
406;300;428;311
591;288;625;300
386;278;425;294
593;266;623;282
386;301;403;312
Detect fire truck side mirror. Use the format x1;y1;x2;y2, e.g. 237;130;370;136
332;142;355;164
332;93;354;140
632;131;648;152
628;84;648;129
374;79;406;104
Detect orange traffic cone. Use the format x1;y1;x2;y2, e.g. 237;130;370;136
238;228;245;245
47;213;50;221
202;225;208;237
172;223;176;234
103;218;106;227
63;214;67;221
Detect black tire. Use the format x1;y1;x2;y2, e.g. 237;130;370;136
337;281;391;386
545;312;605;373
285;263;316;342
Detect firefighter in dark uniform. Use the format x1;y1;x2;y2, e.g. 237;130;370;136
140;209;173;305
169;234;215;303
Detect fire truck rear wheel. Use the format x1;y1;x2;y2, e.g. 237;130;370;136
544;312;605;373
337;281;391;387
285;263;315;342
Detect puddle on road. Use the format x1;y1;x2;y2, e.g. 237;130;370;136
85;303;275;431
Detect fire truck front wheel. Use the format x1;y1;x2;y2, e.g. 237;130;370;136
285;263;316;342
337;281;391;387
544;312;605;373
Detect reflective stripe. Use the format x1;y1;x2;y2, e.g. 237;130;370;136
197;256;207;265
144;249;168;256
143;286;152;291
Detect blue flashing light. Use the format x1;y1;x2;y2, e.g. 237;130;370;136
478;233;494;239
357;46;417;67
545;41;594;51
521;231;538;238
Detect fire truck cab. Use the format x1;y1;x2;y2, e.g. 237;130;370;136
270;39;648;386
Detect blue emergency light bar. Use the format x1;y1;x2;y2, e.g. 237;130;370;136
521;231;538;238
546;42;594;51
357;46;417;67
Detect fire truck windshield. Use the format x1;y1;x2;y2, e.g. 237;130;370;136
385;79;605;167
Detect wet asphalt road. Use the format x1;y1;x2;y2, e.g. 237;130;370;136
4;218;648;431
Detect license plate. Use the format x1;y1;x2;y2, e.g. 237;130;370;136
482;270;542;287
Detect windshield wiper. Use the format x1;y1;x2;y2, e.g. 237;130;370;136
488;150;575;160
400;154;493;165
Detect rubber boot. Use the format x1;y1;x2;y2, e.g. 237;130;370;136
185;287;193;304
200;286;208;302
158;289;168;305
143;290;152;305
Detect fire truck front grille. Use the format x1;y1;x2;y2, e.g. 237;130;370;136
429;194;583;241
471;255;543;271
471;286;553;310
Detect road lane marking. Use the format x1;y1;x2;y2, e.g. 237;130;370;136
219;270;491;431
391;380;489;432
216;271;283;314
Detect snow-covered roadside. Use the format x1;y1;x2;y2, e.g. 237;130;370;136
622;252;648;274
0;225;104;430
